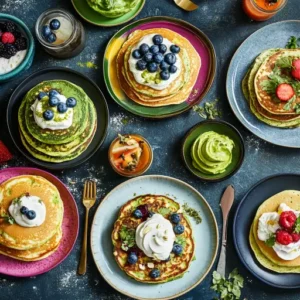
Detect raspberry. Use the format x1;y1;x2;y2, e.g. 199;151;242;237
1;32;15;44
279;211;297;230
276;230;293;245
0;141;13;163
15;37;27;51
291;233;300;243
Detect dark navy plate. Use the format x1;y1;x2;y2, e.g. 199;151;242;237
226;20;300;148
7;67;109;170
233;174;300;289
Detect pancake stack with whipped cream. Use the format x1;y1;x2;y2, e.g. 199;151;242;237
116;28;201;107
18;80;97;163
0;175;64;261
112;195;195;283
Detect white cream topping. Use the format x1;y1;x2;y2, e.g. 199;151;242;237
0;50;27;75
135;213;175;261
31;93;73;130
128;34;181;90
8;195;46;227
258;203;300;260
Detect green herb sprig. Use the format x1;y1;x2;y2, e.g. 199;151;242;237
265;233;276;247
119;225;135;251
286;36;300;49
211;269;244;300
0;214;15;225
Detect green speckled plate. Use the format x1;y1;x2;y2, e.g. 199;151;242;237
182;120;245;182
91;175;218;300
71;0;145;27
103;16;216;118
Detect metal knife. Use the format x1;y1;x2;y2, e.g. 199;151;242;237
216;185;235;277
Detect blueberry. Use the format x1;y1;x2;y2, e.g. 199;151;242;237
57;103;68;113
26;210;36;220
50;19;60;30
139;43;149;55
170;44;180;54
42;25;51;37
20;206;28;215
49;96;60;107
164;53;176;65
144;52;153;62
169;65;177;74
147;62;158;73
160;71;170;80
159;44;167;54
170;213;181;224
132;49;142;59
49;89;59;98
38;92;47;100
47;33;57;43
149;45;159;54
43;110;54;121
149;268;161;279
66;97;77;108
127;252;138;265
152;34;163;45
174;224;185;234
136;60;147;71
160;61;169;71
148;211;155;218
172;243;183;255
153;53;164;64
133;209;143;219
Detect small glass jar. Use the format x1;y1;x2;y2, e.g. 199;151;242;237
35;9;85;58
242;0;287;21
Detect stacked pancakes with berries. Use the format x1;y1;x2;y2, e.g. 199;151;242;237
112;195;195;283
116;28;201;107
242;49;300;128
250;190;300;273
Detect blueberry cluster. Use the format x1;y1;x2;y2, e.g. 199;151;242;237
132;34;181;81
42;19;61;44
20;206;36;220
37;89;77;121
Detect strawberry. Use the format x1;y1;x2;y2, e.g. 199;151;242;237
292;59;300;70
276;230;293;245
279;211;297;230
1;32;15;44
276;83;295;102
291;233;300;243
0;141;13;163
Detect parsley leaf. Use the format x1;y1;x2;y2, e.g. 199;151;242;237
286;36;300;49
265;233;276;247
294;216;300;233
283;95;296;111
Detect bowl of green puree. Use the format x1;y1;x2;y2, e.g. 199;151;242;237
182;120;245;182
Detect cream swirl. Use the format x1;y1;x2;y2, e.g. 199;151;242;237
8;195;46;227
135;213;175;260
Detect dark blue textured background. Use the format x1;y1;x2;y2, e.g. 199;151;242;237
0;0;299;299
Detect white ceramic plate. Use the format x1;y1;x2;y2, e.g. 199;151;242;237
91;175;219;300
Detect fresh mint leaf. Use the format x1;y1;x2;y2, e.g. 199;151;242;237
265;233;276;247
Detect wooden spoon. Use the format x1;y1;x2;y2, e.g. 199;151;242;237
174;0;199;11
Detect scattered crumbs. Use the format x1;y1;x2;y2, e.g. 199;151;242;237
191;88;199;96
77;61;98;69
182;203;202;224
245;135;265;152
193;98;221;120
33;286;37;290
110;112;136;132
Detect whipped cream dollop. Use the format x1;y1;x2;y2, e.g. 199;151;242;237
31;93;73;130
128;34;182;91
8;195;46;227
258;203;300;260
135;213;175;260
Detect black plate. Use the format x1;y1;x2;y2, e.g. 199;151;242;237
233;174;300;289
7;67;109;170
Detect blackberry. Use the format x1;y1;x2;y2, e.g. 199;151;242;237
4;21;17;33
13;30;22;39
15;37;27;51
1;44;17;59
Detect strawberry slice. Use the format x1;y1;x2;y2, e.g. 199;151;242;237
291;59;300;80
0;141;12;163
276;83;295;101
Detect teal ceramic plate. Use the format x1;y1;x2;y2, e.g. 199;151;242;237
103;16;216;118
182;120;245;182
71;0;145;27
91;175;218;300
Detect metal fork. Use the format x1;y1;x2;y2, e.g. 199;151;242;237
78;180;97;275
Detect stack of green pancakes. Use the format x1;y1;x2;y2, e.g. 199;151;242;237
18;80;97;163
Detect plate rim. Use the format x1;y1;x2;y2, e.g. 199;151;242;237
233;173;300;289
226;19;300;149
0;166;79;277
6;66;109;170
71;0;145;27
103;15;217;119
90;174;219;300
